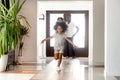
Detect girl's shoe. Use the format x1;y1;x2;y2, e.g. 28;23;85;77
56;67;61;71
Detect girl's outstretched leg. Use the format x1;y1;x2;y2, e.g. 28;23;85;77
57;53;63;67
54;53;59;60
54;53;59;70
57;53;63;71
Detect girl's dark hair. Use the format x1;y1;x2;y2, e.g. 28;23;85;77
54;22;68;32
57;17;63;21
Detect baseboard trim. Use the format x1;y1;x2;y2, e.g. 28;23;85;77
22;62;38;65
89;61;104;67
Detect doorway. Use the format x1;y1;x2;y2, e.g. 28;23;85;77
46;11;89;57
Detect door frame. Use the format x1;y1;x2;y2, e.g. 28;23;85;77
46;10;89;57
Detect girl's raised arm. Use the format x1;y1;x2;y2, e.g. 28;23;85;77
41;36;54;43
65;38;78;49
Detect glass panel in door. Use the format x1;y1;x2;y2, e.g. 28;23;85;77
71;14;86;48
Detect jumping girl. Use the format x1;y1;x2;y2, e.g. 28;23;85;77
41;22;77;71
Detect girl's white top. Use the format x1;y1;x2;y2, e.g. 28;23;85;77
53;33;66;50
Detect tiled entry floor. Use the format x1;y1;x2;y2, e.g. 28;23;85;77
31;58;116;80
0;57;117;80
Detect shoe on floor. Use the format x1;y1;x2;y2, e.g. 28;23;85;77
66;56;69;58
72;56;76;59
56;67;61;71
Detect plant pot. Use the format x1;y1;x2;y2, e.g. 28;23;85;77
0;55;8;72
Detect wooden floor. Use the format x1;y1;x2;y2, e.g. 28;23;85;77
31;58;88;80
0;57;117;80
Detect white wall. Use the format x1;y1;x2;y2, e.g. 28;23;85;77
91;0;104;65
105;0;120;76
37;1;93;63
19;0;37;63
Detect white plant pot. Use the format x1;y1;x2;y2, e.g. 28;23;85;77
0;55;8;72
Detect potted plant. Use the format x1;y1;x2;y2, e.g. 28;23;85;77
0;0;30;71
17;25;30;65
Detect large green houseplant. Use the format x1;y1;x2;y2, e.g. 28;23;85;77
0;0;30;71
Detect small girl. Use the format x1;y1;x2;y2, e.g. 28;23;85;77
41;22;77;71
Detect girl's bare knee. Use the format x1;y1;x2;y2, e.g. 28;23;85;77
54;57;58;60
58;58;62;61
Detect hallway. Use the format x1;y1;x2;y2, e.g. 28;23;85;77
0;0;120;79
0;58;116;80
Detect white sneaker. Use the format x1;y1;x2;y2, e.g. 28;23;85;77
56;67;61;71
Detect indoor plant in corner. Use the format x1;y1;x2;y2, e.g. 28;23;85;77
17;25;30;65
0;0;30;71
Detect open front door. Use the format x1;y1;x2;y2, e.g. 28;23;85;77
46;11;89;57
